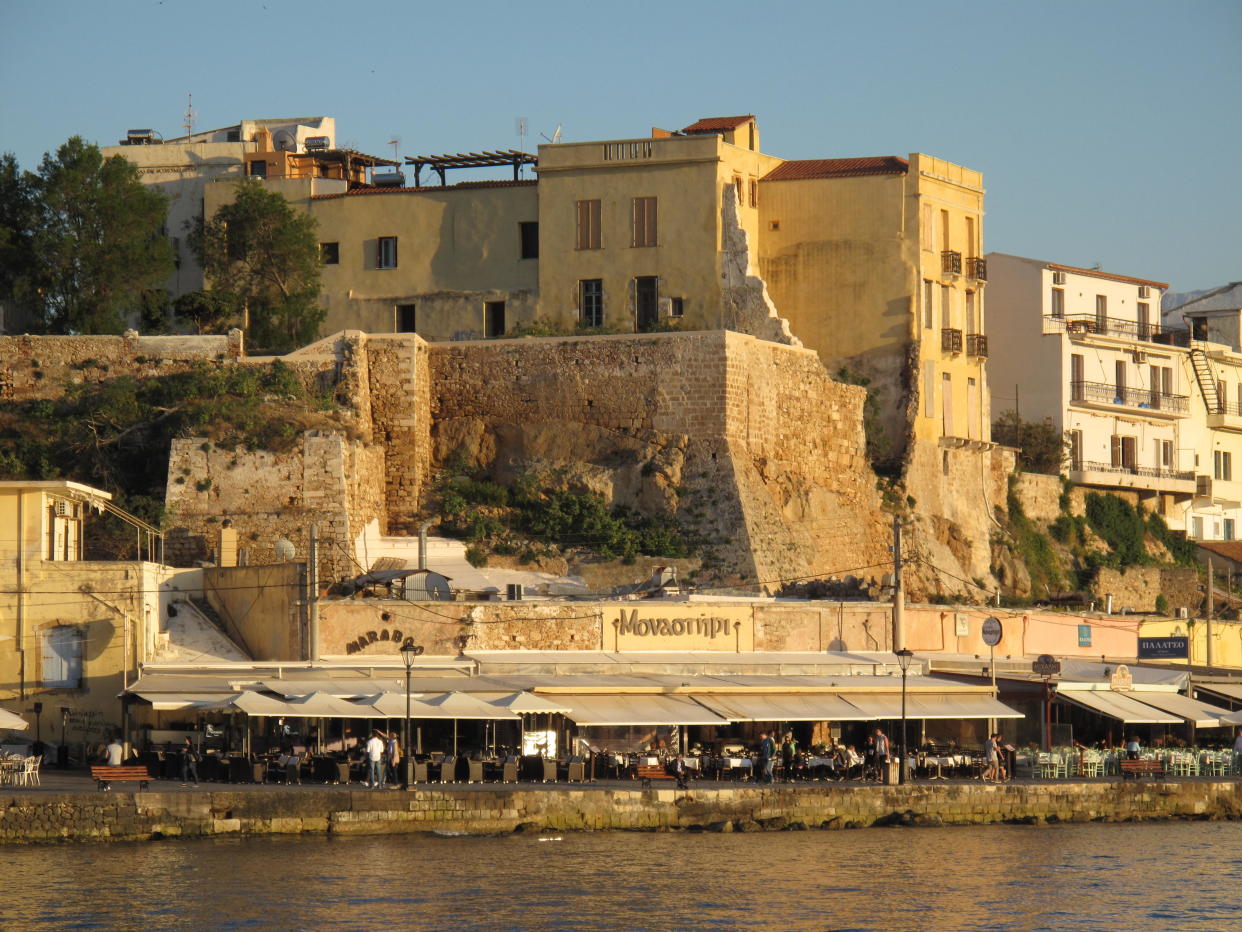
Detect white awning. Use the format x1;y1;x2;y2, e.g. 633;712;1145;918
696;693;871;722
560;694;728;726
285;692;372;718
842;694;1023;720
1222;708;1242;725
132;692;227;711
199;692;300;717
0;708;29;730
485;692;574;715
1195;683;1242;704
1128;692;1233;728
421;692;520;720
1056;690;1181;724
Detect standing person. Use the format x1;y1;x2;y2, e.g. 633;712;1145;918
781;732;798;783
1125;736;1141;760
1232;729;1242;756
983;733;998;782
105;735;124;767
365;730;385;788
873;728;890;782
757;732;776;784
385;732;401;787
180;737;200;787
672;754;689;790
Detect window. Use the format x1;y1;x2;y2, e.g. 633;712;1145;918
320;242;339;265
1226;518;1236;541
733;176;744;206
941;371;954;435
965;216;975;257
966;290;977;334
1115;360;1126;397
923;361;936;417
1137;302;1150;337
941;285;952;329
580;279;603;327
1071;353;1085;400
1215;450;1232;481
749;179;758;208
1069;430;1083;470
396;304;416;333
1158;439;1173;468
631;197;657;248
1111;435;1137;469
377;236;398;269
575;200;601;250
1051;288;1065;318
1192;516;1204;540
519;222;539;259
484;301;506;338
669;297;685;318
923;281;934;329
1095;294;1107;327
940;210;950;251
922;203;933;251
249;160;267;178
635;276;659;332
48;498;83;561
42;626;83;689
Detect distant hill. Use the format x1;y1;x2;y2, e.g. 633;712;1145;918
1162;286;1219;321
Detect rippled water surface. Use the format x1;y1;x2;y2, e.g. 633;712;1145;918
6;822;1240;931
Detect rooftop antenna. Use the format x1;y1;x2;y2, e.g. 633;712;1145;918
516;117;527;177
181;94;197;137
540;124;563;144
387;136;400;162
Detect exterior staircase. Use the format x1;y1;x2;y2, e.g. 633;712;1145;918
190;595;254;658
1190;347;1220;413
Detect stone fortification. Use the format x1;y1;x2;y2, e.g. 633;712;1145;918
429;330;890;588
3;781;1237;845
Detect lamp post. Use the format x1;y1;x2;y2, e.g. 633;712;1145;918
895;649;914;785
400;641;423;789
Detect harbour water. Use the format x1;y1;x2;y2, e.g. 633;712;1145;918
7;821;1239;931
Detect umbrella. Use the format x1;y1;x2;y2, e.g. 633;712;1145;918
0;708;29;730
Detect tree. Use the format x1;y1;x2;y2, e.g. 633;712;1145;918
992;411;1067;475
26;137;174;334
189;178;324;353
0;153;40;330
174;289;238;335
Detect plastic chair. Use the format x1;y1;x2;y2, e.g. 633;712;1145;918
23;756;39;787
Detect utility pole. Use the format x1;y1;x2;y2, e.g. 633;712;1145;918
1205;557;1214;669
308;523;320;662
892;513;905;652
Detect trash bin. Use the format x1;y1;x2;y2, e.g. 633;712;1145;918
884;759;900;785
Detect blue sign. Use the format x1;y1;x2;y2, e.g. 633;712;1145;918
1137;636;1189;659
1078;624;1092;647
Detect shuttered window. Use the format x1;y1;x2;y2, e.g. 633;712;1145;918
631;197;657;248
42;626;83;689
376;236;398;269
576;200;601;250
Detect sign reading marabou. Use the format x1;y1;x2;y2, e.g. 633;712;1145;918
606;606;754;651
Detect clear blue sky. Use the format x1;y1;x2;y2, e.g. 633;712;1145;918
2;0;1238;292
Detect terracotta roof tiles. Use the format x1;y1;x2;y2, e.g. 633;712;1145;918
1046;262;1168;291
762;157;909;182
681;115;755;133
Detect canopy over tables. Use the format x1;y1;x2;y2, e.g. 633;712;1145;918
697;693;871;722
0;709;29;730
285;692;377;718
486;692;575;715
843;694;1024;720
1056;690;1181;725
556;694;728;726
1126;691;1233;728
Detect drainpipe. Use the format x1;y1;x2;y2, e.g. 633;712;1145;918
308;523;319;662
16;493;25;700
418;520;433;570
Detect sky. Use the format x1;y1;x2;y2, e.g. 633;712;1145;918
1;0;1239;293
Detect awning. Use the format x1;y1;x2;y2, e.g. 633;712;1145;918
844;694;1024;720
285;692;373;718
559;694;728;726
421;692;519;720
131;692;224;711
199;692;299;717
1223;708;1242;725
1195;683;1242;704
1128;692;1232;728
0;708;29;730
485;692;574;715
1056;690;1181;724
696;693;871;722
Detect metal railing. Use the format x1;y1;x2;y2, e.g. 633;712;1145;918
941;328;963;353
1045;314;1163;342
941;250;962;275
966;256;987;281
1069;380;1189;413
966;333;988;357
1072;460;1194;482
1210;400;1242;417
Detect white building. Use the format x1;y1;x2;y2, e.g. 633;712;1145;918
986;254;1194;526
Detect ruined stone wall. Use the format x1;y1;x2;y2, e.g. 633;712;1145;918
1013;472;1064;524
0;331;241;401
1091;566;1201;616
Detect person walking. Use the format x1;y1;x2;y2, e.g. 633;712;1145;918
385;732;402;787
180;737;200;787
365;730;386;788
781;732;798;783
757;732;777;784
983;733;998;782
873;728;890;783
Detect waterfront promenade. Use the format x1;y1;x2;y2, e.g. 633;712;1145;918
3;769;1239;845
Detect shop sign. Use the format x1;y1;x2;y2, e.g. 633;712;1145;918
1137;636;1189;660
981;617;1002;647
606;606;753;651
344;628;418;655
1109;664;1133;691
1077;624;1092;648
955;614;970;637
1032;654;1061;676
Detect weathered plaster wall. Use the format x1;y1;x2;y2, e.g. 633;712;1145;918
203;563;305;661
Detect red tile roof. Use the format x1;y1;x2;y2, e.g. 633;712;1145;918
681;115;755;133
1046;262;1168;291
762;157;909;182
1194;540;1242;564
311;179;537;200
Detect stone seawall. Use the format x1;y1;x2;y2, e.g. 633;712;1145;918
3;782;1238;845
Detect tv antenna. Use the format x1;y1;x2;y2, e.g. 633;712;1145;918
516;117;528;177
540;124;563;144
387;136;401;162
182;94;197;137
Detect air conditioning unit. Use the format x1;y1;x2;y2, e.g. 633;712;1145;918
54;501;68;516
1138;286;1151;298
1052;270;1067;285
1133;351;1147;364
1195;474;1213;498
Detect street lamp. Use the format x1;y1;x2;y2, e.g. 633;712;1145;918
895;649;914;785
400;641;424;788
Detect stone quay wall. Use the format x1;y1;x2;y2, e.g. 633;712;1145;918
2;781;1238;845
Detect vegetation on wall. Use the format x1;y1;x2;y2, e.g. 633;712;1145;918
1003;479;1064;596
836;367;893;475
992;411;1065;475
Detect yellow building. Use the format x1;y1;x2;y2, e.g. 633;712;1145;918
1138;617;1242;670
0;481;165;752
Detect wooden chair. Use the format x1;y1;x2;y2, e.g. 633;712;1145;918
467;759;483;783
412;761;429;783
541;758;557;782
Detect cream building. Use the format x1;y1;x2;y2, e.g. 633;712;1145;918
0;481;167;749
986;254;1195;524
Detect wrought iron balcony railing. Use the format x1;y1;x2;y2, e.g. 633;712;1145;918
966;256;987;281
1045;313;1163;342
941;327;963;353
1069;380;1189;413
966;333;988;357
941;250;962;275
1071;459;1194;482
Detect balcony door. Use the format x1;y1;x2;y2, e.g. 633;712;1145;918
635;276;659;332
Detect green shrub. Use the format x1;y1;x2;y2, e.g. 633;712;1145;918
1154;594;1169;615
1084;493;1148;566
465;545;488;567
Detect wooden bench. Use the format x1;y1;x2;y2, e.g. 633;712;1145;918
1120;758;1167;781
90;765;152;791
636;763;686;788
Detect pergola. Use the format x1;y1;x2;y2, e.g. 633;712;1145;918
403;149;537;187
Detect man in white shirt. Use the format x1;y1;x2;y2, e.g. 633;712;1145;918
106;736;124;766
365;731;385;788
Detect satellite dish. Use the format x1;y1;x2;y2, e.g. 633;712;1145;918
272;129;296;152
274;538;296;561
540;124;563;144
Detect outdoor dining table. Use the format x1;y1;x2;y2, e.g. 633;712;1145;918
0;757;25;786
721;757;753;780
923;754;966;780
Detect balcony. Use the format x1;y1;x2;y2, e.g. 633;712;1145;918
941;250;962;276
1069;380;1189;415
1068;459;1196;496
1044;313;1163;342
1207;400;1242;432
966;256;987;281
941;328;963;353
966;333;988;357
